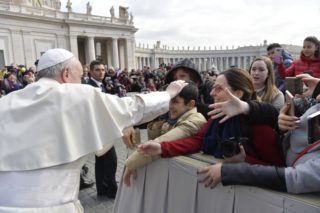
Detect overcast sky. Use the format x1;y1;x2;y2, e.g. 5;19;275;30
61;0;320;49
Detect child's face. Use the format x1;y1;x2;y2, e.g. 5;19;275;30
303;41;317;58
169;96;192;120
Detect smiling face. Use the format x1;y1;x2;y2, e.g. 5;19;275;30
302;40;317;59
210;75;233;103
169;96;193;120
250;60;268;89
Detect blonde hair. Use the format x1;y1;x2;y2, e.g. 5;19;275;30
249;56;280;103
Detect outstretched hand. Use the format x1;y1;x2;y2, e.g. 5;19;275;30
207;88;249;123
137;141;162;156
166;80;188;98
198;163;222;188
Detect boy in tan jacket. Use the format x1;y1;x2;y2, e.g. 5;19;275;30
123;83;206;186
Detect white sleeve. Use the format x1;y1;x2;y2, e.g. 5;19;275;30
100;91;170;130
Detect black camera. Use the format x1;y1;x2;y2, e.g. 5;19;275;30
220;137;248;158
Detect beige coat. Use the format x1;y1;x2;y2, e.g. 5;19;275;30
125;108;206;170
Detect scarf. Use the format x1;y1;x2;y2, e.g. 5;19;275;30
202;116;242;158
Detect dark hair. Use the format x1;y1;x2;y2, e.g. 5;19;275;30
221;68;257;102
89;60;104;70
165;58;202;85
304;36;320;58
177;81;199;105
266;43;281;51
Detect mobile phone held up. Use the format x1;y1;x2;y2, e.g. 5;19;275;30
307;111;320;144
285;90;295;116
285;77;303;95
273;48;283;64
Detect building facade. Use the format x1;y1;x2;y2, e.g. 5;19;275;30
0;0;137;70
0;0;301;72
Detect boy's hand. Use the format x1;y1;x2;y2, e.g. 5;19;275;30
137;141;162;156
123;167;137;187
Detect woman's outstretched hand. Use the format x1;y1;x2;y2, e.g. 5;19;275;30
208;88;249;123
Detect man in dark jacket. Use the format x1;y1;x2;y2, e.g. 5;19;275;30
87;60;118;198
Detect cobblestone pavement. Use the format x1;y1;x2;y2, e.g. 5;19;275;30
79;130;148;213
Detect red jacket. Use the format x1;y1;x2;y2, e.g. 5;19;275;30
161;118;284;166
282;52;320;78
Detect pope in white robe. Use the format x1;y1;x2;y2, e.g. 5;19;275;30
0;49;187;212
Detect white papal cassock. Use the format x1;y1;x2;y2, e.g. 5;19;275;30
0;78;171;212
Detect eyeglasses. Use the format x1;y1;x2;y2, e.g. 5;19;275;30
212;84;225;93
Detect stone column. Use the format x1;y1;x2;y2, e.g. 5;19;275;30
212;58;216;70
22;30;33;67
219;57;223;71
208;58;212;70
118;39;125;69
227;57;230;68
231;56;234;67
86;36;95;64
125;38;134;70
10;30;25;64
154;57;159;68
105;39;112;67
112;37;119;68
140;57;143;69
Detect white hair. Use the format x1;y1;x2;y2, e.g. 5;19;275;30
36;57;78;81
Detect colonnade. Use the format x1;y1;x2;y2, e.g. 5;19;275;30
70;36;135;69
135;55;257;72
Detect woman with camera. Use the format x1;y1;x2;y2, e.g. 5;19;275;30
137;68;284;167
195;74;320;194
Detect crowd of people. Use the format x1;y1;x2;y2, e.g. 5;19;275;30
0;35;320;212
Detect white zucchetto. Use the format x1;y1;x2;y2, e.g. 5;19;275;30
37;49;74;72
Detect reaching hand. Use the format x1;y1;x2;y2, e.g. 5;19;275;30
123;167;137;187
207;88;249;123
296;74;320;98
166;80;188;98
197;163;222;188
137;141;162;156
278;104;299;132
223;145;246;163
122;127;136;149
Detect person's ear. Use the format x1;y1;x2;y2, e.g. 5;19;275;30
61;67;70;83
187;100;196;109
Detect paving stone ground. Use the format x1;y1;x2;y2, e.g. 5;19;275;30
79;129;148;213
